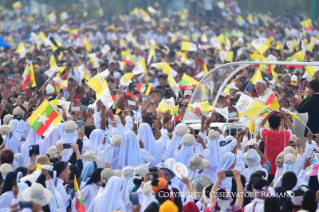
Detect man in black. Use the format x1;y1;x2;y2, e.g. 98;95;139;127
297;80;319;136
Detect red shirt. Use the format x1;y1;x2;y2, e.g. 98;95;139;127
261;128;292;175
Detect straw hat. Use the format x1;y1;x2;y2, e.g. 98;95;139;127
189;156;209;170
46;146;67;159
284;153;296;164
83;151;103;162
101;168;114;182
181;134;195;146
13;106;25;118
3;114;13;125
21;183;52;206
0;163;13;176
174;124;190;137
111;135;122;147
208;129;220;140
64;121;77;133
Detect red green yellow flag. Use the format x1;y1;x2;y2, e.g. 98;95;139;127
301;19;314;31
121;51;136;66
112;95;117;106
28;100;62;137
136;83;146;93
265;93;280;110
179;73;199;89
74;175;85;212
22;64;36;90
69;29;79;37
286;51;304;69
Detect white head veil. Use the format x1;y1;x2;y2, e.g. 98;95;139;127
97;142;121;169
20;130;42;167
138;123;161;164
174;144;194;166
208;137;221;168
57;131;77;161
214;152;236;192
118;131;141;169
13;153;24;169
89;129;104;153
57;123;65;134
4;119;20;152
108;123;126;137
81;162;95;183
120;166;135;212
36;128;61;155
96;176;124;212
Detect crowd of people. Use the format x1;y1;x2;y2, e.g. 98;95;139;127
0;0;319;212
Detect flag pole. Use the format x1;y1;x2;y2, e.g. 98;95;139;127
300;120;310;130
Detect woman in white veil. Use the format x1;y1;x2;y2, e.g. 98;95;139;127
56;121;78;161
97;135;122;169
36;128;61;155
20;130;41;167
120;166;135;212
89;129;104;153
118;131;141;169
138;123;161;165
162;123;190;162
88;176;125;212
213;152;236;192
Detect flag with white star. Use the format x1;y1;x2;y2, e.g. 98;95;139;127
28;100;62;137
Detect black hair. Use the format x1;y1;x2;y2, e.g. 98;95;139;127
0;70;6;76
281;171;297;190
301;190;317;212
84;126;92;138
282;187;305;212
158;74;167;80
247;172;262;191
150;89;163;97
83;168;103;188
2;171;18;194
53;161;68;177
100;63;108;67
264;197;281;212
231;175;250;206
274;186;288;206
310;79;319;92
142;116;153;127
15;167;28;176
308;175;319;192
68;165;81;181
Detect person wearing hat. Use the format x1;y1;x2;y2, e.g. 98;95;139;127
242;179;270;212
46;146;67;162
120;166;134;212
242;148;269;182
2;102;28;154
21;182;53;211
97;135;122;169
87;176;125;212
56;121;79;161
187;156;210;185
36;127;62;156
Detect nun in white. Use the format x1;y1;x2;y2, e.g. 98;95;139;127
138;123;161;165
13;153;24;169
162;123;190;162
76;168;103;210
97;135;122;169
121;166;135;212
213;152;236;192
0;171;22;209
89;129;104;153
4;119;25;154
20;129;41;167
81;162;95;183
36;127;61;155
202;130;222;179
118;131;141;169
107;115;127;137
242;149;269;181
87;176;125;212
57;121;78;161
174;134;210;167
53;161;71;209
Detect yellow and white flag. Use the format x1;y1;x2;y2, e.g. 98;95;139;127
120;73;134;86
236;16;245;26
217;1;225;9
181;41;198;51
60;12;68;21
234;93;266;119
101;44;111;56
132;59;147;75
163;62;177;78
286;40;297;52
50;99;71;113
15;42;26;58
215;107;229;119
305;66;319;77
251;69;263;85
247;14;254;24
251;39;269;55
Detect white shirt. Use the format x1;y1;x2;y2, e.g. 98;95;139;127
244;198;265;212
56;178;70;209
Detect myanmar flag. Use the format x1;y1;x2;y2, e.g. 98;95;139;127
286;51;304;69
275;44;283;56
112;95;117;106
250;54;266;66
179;73;199;89
259;63;274;75
265;93;280;110
136;83;146;93
22;64;36;90
69;29;79;37
173;106;182;122
301;19;314;31
74;176;85;212
121;51;136;66
28;100;62;137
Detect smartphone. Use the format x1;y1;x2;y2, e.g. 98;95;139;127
12;179;17;186
130;192;139;206
249;145;255;149
19;202;33;208
127;100;136;106
71;107;80;111
81;106;89;110
220;141;226;147
152;129;156;135
225;170;233;177
32;144;40;155
149;167;158;180
123;94;132;100
76;120;83;129
29;146;33;157
63;143;71;149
